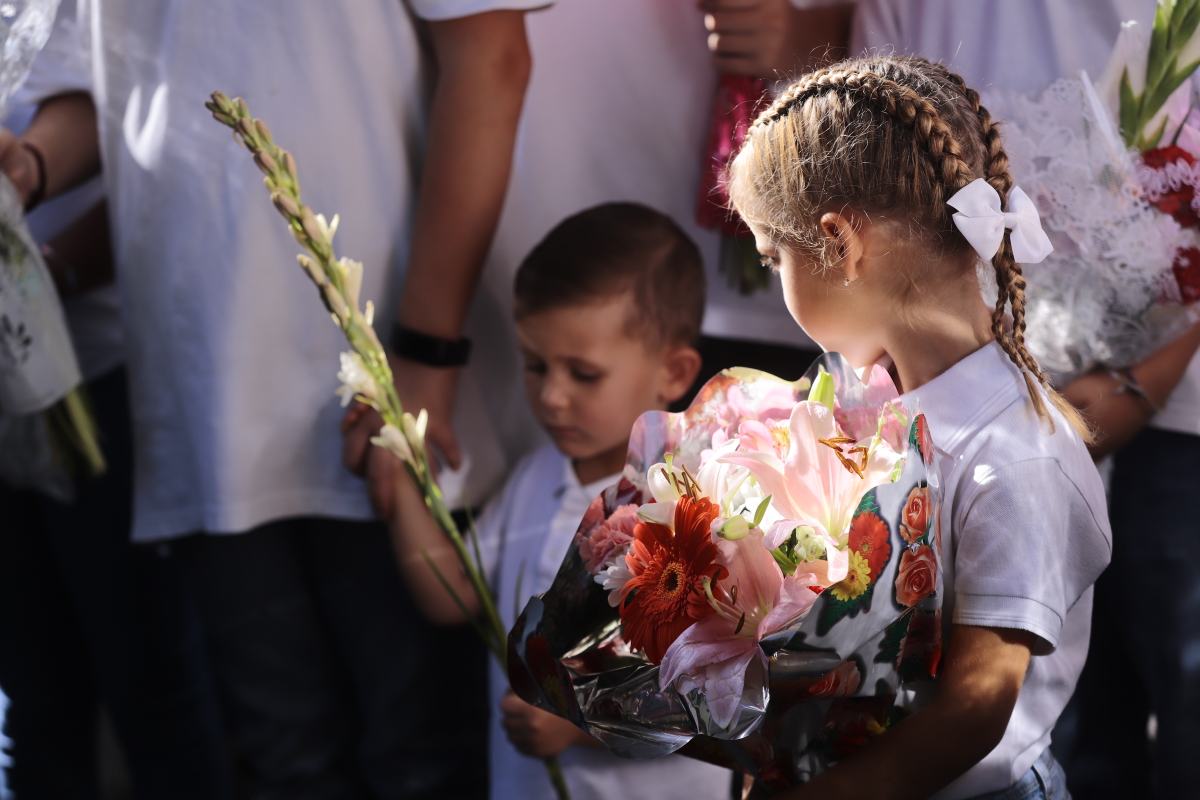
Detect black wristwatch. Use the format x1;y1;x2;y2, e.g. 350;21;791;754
389;324;472;368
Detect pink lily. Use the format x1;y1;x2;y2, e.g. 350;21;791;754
659;531;820;728
833;363;908;452
721;400;902;558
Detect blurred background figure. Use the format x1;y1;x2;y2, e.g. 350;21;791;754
0;20;232;794
2;1;542;797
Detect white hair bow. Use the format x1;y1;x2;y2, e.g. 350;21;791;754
946;178;1053;264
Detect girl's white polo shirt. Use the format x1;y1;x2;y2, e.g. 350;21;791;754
900;343;1111;799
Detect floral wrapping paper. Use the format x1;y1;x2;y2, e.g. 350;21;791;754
507;353;942;789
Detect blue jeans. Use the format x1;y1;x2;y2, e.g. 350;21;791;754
967;750;1070;800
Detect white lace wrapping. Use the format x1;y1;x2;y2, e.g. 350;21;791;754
983;77;1200;383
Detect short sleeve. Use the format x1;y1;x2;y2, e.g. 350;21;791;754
408;0;551;22
16;0;91;106
951;458;1111;650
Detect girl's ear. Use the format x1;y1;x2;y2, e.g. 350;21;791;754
819;211;867;284
657;345;703;406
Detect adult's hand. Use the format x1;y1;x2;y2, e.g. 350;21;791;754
702;0;853;79
340;356;462;519
0;129;43;205
1065;320;1200;459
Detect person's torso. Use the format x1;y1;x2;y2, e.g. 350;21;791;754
78;0;431;538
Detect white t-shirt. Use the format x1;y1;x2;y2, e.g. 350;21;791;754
23;0;545;541
898;343;1111;798
478;443;730;800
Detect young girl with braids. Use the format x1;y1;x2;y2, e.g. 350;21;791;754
729;55;1111;799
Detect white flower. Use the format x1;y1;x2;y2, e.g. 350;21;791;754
371;423;413;465
315;212;340;243
336;351;381;407
597;558;634;607
337;257;364;310
400;409;429;464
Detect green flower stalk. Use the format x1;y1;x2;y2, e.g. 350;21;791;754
1119;0;1200;148
205;91;570;800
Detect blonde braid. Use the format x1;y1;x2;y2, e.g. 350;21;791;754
937;64;1092;438
758;68;978;207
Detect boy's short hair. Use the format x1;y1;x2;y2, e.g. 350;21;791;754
513;202;706;346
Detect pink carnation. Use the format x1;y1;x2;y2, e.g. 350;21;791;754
578;504;641;574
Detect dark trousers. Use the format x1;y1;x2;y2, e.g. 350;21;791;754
174;517;487;800
1054;427;1200;798
0;367;233;799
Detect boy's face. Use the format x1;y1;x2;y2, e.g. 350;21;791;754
516;293;694;468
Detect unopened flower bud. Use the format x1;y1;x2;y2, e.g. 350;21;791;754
254;119;272;143
254;151;279;176
272;192;300;219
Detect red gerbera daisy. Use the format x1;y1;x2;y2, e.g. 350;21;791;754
617;496;726;664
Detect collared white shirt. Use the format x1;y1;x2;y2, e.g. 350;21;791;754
479;443;731;800
22;0;545;541
899;343;1111;799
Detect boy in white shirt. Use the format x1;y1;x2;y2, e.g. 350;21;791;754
386;202;733;800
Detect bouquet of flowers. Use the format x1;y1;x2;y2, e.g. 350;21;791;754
507;356;942;789
0;0;104;499
985;0;1200;382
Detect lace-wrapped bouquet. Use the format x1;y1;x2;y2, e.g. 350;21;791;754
986;3;1200;382
507;356;943;790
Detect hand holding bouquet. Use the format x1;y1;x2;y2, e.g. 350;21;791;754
508;356;942;788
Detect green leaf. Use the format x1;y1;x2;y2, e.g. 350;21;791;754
816;581;877;635
1139;113;1171;150
855;489;881;517
1119;69;1142;146
753;494;772;527
875;614;909;664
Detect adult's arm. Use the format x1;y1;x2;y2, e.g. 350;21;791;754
1065;321;1200;459
343;10;533;517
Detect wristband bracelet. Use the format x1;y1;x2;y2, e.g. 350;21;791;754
1108;368;1160;413
20;140;46;212
389;324;471;368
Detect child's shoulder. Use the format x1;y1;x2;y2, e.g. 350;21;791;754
909;343;1109;537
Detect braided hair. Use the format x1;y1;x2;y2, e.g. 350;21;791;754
729;55;1088;438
